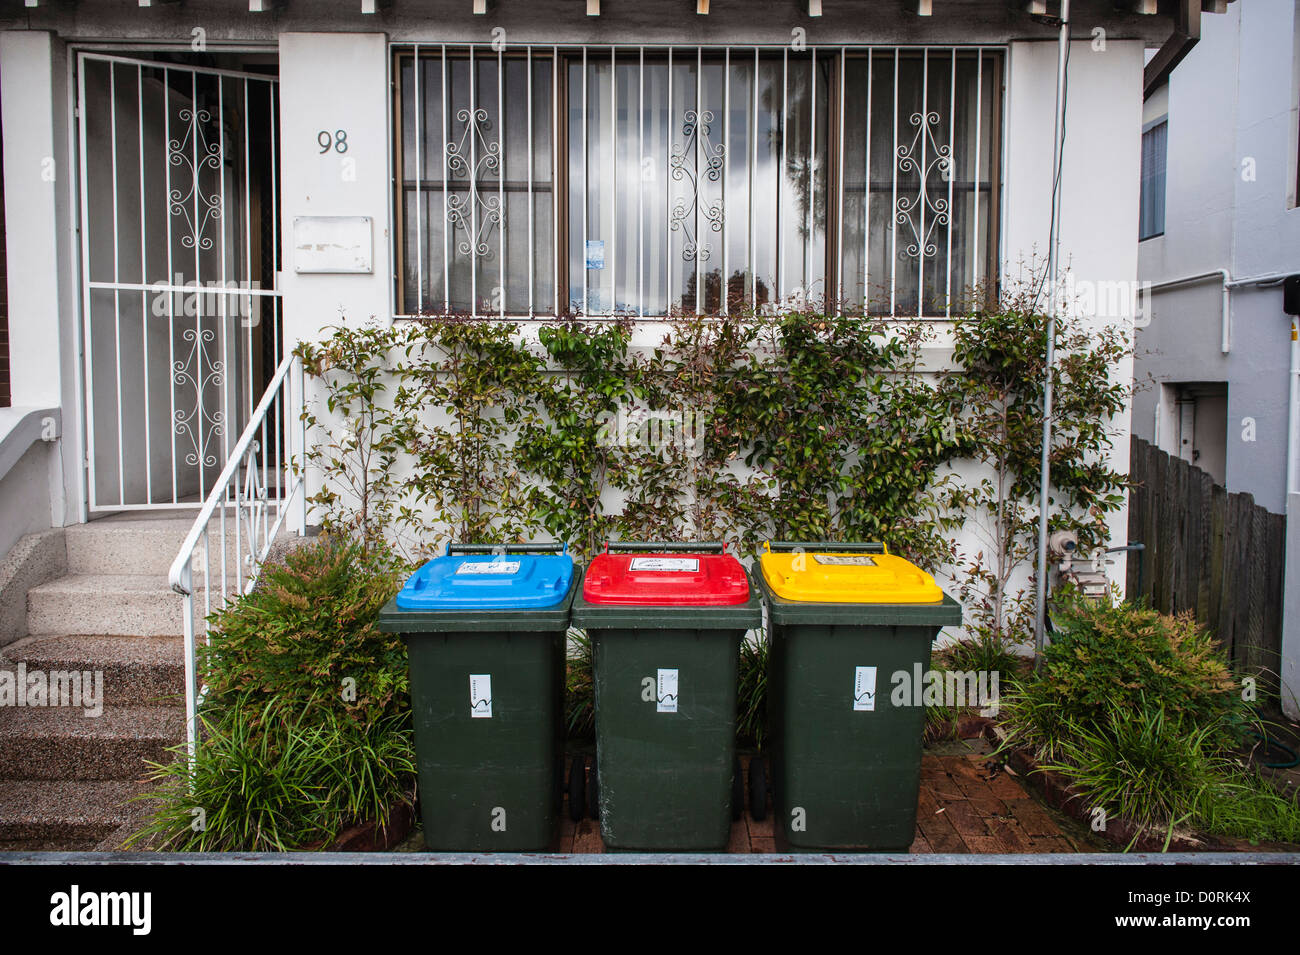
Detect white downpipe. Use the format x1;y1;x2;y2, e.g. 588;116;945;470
1033;0;1071;660
1288;319;1299;499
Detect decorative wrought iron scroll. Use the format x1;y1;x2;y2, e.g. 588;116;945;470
669;109;725;262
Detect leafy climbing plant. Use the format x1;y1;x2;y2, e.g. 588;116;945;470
294;321;406;554
941;278;1131;641
393;317;542;549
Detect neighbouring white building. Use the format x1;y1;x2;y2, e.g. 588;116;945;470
1131;0;1300;717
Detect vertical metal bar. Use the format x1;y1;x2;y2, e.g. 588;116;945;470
76;56;100;511
414;45;425;312
779;47;787;304
217;79;231;485
219;468;227;615
638;47;644;317
666;47;672;313
470;46;479;315
918;49;928;316
137;65;152;504
889;49;898;317
807;48;815;304
722;48;730;315
442;46;451;312
110;64;125;504
973;48;983;288
498;45;506;318
527;47;535;317
751;48;758;311
582;47;589;314
232;449;242;596
268;79;282;512
204;520;212;623
182;562;196;758
192;70;205;500
946;48;956;319
552;46;559;317
611;46;617;316
164;68;178;503
243;80;253;437
694;47;702;316
836;48;845;315
864;49;872;314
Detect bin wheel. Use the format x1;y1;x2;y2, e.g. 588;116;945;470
567;756;586;822
586;762;600;820
731;756;744;821
748;755;767;822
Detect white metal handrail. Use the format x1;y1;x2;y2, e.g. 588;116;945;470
169;352;307;756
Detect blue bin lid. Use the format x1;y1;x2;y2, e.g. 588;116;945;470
394;546;575;611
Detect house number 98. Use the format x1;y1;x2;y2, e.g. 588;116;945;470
318;130;348;154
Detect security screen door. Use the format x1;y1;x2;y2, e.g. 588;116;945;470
77;53;281;511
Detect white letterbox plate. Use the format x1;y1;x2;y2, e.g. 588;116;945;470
293;216;373;273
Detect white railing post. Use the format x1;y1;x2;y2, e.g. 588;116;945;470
170;353;307;764
181;558;197;760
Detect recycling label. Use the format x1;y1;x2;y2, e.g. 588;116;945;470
853;666;877;712
470;674;493;718
456;561;521;575
657;668;679;713
629;557;699;572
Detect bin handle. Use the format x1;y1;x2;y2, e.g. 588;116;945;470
445;542;569;556
603;540;728;554
761;540;889;555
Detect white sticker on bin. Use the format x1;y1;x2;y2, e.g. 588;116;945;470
657;668;679;713
629;557;699;572
853;666;877;712
456;560;521;575
470;674;493;718
814;554;877;566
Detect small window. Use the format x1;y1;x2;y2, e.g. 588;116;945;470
1139;118;1167;240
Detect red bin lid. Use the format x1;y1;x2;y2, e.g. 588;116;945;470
582;551;751;606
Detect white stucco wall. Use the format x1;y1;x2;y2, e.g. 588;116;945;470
0;30;79;527
1001;37;1145;593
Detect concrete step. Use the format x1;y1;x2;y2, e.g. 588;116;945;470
0;778;151;850
0;704;184;780
66;517;195;577
26;575;189;638
0;634;184;707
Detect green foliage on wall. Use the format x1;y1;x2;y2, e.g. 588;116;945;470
294;290;1131;644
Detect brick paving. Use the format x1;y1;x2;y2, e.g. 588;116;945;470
555;739;1084;854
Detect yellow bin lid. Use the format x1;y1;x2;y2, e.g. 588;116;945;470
758;544;944;604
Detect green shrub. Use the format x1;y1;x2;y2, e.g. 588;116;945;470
936;630;1026;680
564;630;595;742
736;634;769;751
134;538;414;852
1042;701;1300;847
998;595;1300;848
129;696;416;852
1002;594;1239;759
198;537;408;723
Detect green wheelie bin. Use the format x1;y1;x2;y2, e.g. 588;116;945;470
571;542;762;851
755;541;962;851
377;542;577;851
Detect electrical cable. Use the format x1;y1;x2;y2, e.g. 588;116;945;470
1031;25;1071;312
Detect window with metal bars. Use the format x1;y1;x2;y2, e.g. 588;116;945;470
394;46;1001;319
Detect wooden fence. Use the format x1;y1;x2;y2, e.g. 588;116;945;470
1126;437;1286;694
